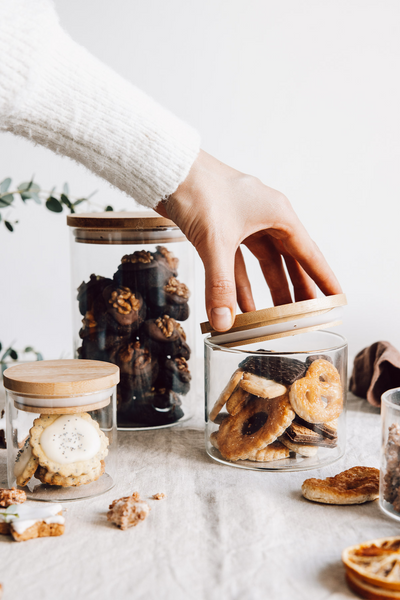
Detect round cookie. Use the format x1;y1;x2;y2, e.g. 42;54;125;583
217;394;295;461
30;413;109;478
144;316;190;358
240;373;287;399
209;369;244;422
36;460;105;487
77;274;113;316
156;356;191;395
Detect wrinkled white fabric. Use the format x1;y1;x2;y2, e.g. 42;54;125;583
0;0;200;208
0;388;386;600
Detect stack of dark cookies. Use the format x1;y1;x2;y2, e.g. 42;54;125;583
76;246;191;427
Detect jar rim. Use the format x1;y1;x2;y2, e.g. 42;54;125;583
204;330;347;355
381;387;400;408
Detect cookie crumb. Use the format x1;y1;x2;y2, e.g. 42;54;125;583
152;493;166;500
0;488;26;507
107;492;150;530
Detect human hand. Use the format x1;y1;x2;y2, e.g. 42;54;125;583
155;150;342;332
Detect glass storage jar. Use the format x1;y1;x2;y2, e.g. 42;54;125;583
380;387;400;521
203;296;348;471
3;359;118;501
67;211;195;430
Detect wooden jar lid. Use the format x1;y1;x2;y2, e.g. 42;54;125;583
200;294;347;348
67;210;187;244
3;359;120;397
66;211;176;230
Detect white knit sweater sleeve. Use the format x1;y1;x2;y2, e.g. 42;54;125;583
0;0;200;209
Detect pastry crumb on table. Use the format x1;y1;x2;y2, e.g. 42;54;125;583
0;487;26;507
107;493;150;530
151;492;166;500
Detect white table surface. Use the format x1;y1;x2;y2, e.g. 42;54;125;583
0;384;395;600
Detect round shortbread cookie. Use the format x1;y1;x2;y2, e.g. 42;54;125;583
210;430;289;462
302;466;379;504
36;460;105;487
30;413;109;478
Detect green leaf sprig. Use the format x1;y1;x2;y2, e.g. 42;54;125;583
0;341;43;364
0;177;114;232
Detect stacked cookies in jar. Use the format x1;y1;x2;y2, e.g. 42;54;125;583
76;246;191;428
204;296;348;471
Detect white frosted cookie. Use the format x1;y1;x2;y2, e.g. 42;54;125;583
0;502;65;541
14;438;38;487
30;413;109;478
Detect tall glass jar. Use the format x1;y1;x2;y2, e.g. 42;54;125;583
380;387;400;521
3;359;118;501
67;211;195;430
205;329;347;471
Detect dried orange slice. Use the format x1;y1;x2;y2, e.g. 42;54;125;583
342;538;400;592
345;569;400;599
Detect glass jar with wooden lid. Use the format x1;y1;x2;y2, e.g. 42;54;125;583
67;211;195;430
202;295;348;471
3;359;119;501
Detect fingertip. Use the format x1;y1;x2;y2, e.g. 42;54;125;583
210;307;234;332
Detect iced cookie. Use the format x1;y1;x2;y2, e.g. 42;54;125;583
0;502;65;541
30;413;108;478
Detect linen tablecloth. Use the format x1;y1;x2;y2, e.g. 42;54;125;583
0;386;394;600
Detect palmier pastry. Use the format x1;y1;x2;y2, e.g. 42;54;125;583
147;277;190;321
302;466;380;504
289;359;343;423
77;274;113;316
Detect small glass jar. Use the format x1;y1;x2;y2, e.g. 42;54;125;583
380;387;400;521
3;359;119;501
67;211;196;430
204;299;348;471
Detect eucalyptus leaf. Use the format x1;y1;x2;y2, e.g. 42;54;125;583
0;342;2;352
63;182;69;195
5;221;13;232
24;346;34;353
72;198;86;206
0;194;14;207
0;213;2;222
36;352;44;361
60;194;72;209
46;197;63;213
86;189;98;200
20;191;41;203
0;178;11;193
105;205;114;212
10;349;18;360
18;181;40;193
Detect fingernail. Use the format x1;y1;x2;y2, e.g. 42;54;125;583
211;307;232;331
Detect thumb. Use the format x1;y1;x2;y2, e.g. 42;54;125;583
200;243;237;332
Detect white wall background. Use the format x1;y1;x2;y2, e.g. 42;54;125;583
1;0;399;363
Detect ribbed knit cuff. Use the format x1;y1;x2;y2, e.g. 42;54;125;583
0;0;200;208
